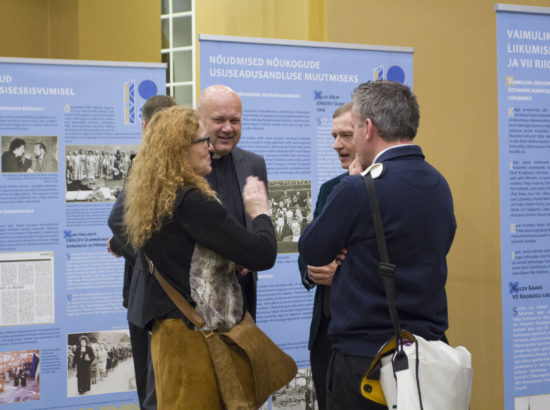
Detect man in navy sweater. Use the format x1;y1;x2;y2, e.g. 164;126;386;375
297;102;356;410
298;81;456;410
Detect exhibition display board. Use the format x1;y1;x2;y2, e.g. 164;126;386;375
0;57;164;409
496;5;550;410
199;34;413;406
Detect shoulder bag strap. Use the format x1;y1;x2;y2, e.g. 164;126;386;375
363;172;402;343
144;254;206;329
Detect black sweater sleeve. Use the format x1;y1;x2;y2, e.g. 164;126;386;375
176;189;277;272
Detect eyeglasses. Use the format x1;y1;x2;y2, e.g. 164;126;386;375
192;135;210;146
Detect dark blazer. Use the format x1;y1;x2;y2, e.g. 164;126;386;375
297;173;347;350
223;146;269;319
231;146;269;231
108;241;134;308
108;189;134;260
126;251;177;329
108;189;136;308
299;145;456;358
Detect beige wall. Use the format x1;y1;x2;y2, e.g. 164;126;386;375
195;0;327;93
77;0;160;62
0;0;50;58
48;0;79;59
0;0;160;62
196;0;323;41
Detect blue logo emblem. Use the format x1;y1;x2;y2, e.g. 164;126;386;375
387;66;405;84
138;80;158;100
373;65;384;81
124;80;136;124
509;282;520;294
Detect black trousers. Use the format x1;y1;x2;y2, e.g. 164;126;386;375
128;322;150;407
237;273;257;320
310;314;332;410
326;351;388;410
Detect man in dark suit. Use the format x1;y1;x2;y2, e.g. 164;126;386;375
299;81;456;410
31;143;58;173
198;84;268;320
107;94;176;410
297;102;356;410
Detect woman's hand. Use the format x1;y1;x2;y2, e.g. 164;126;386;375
243;176;269;220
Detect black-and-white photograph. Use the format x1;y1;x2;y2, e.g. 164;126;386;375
515;393;550;410
67;330;134;397
268;180;312;254
1;136;58;174
271;368;318;410
65;144;138;202
0;349;40;405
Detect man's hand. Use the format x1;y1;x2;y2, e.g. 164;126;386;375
335;249;348;266
107;237;121;258
307;261;338;286
235;264;251;276
348;154;364;175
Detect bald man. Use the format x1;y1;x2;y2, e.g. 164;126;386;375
198;85;268;319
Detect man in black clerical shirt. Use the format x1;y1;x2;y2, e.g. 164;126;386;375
198;84;269;320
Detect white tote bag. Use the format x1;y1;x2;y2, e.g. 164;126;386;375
361;170;473;410
379;335;473;410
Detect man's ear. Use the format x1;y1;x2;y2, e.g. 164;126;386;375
355;118;369;144
365;118;377;141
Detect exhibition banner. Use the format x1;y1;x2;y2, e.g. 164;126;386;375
496;5;550;410
200;34;413;406
0;57;164;409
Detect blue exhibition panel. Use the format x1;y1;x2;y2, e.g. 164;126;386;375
0;57;164;409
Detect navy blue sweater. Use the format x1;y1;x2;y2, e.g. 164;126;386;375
298;145;456;358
